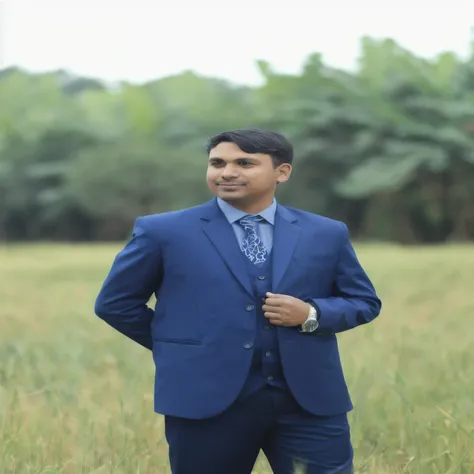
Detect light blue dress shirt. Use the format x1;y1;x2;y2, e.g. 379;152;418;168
216;197;277;253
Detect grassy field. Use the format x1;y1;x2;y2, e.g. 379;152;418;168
1;243;474;473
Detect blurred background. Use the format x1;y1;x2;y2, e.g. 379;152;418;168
2;3;474;474
2;1;474;244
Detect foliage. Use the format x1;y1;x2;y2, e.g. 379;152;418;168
1;35;474;243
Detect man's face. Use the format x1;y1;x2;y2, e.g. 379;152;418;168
206;141;291;208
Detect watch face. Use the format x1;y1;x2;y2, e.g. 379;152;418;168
304;319;319;332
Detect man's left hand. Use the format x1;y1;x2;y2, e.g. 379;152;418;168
262;292;311;327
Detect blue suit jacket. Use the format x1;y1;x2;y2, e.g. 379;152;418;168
94;197;382;419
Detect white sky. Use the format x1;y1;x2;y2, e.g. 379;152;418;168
1;0;474;85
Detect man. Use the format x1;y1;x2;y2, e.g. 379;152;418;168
94;128;382;474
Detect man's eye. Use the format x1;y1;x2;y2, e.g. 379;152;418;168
239;160;252;166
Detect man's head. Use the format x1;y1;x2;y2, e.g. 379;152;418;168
206;128;293;213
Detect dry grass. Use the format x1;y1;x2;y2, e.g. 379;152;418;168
1;243;474;473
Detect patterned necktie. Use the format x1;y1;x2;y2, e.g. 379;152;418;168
238;215;268;264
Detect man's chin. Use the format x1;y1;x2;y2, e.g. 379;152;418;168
216;191;248;203
216;188;246;197
218;193;244;201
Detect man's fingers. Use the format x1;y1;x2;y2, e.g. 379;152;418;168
262;304;281;312
269;318;284;325
263;298;284;307
266;292;285;299
265;312;291;326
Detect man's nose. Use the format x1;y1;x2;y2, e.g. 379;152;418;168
220;165;239;179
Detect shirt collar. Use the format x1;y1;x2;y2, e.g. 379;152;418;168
217;197;277;225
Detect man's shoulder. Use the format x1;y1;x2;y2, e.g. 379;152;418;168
282;205;347;232
134;201;210;229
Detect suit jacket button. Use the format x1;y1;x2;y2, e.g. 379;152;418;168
257;276;266;280
246;305;255;311
244;342;253;349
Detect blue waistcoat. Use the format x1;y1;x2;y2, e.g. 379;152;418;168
238;250;289;399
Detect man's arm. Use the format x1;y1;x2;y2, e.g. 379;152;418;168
94;217;162;350
310;222;382;334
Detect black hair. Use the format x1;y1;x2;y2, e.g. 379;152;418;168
206;128;293;168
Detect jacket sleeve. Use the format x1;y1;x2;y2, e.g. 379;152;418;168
94;217;163;350
310;223;382;334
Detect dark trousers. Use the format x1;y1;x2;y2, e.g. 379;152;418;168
164;386;354;474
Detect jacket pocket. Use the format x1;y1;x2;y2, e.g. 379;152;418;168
153;337;202;346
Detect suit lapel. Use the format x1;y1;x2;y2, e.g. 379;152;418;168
272;205;301;292
200;199;253;297
200;198;301;296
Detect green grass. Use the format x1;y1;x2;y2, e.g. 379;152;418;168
1;243;474;473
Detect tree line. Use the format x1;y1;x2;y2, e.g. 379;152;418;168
1;35;474;244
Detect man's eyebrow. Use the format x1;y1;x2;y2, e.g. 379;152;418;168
208;157;259;162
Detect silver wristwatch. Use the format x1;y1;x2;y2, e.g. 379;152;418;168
299;304;319;333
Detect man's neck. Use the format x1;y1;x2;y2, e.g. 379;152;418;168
221;196;275;215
